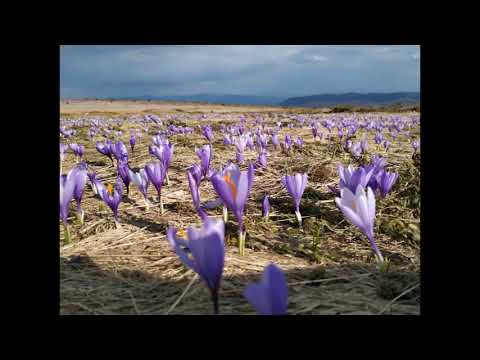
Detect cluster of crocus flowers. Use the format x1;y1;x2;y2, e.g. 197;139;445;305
70;143;84;159
335;185;385;266
167;218;225;314
211;162;254;256
244;263;288;315
282;173;308;226
338;164;374;194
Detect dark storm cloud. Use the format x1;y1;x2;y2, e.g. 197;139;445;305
60;45;420;98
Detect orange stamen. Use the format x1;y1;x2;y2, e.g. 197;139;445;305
223;172;237;199
107;183;113;195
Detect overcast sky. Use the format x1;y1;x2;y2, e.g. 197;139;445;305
60;45;420;98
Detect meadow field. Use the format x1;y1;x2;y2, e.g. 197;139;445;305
60;100;420;315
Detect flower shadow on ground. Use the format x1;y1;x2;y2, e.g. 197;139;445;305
60;254;419;315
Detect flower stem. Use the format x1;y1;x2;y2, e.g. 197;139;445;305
159;196;164;215
223;206;228;223
63;223;71;244
295;209;302;227
238;230;246;256
212;292;219;315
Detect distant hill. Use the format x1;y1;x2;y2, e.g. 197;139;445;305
280;92;420;108
112;94;286;106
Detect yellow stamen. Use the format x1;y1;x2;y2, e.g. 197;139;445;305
223;172;238;199
107;183;113;195
176;229;186;238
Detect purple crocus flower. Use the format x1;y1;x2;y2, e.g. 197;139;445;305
87;170;98;194
375;132;384;144
383;140;391;151
196;144;212;179
376;170;399;198
130;134;136;153
211;162;254;256
295;137;304;150
149;141;174;184
98;179;123;226
262;195;270;219
338;164;374;194
412;139;420;153
244;263;288;315
202;125;214;143
188;164;203;186
350;142;362;158
145;161;166;214
257;149;268;168
188;169;208;220
335;185;384;264
69;143;84;158
282;173;308;226
60;143;68;162
271;134;279;149
223;134;232;146
117;160;131;195
72;165;88;224
284;134;292;152
167;218;225;314
60;170;76;232
129;168;151;209
113;141;128;162
96;140;114;165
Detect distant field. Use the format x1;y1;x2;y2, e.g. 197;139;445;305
60;100;290;115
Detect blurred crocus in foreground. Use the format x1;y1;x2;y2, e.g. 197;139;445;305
244;263;288;315
211;162;254;256
335;185;384;265
167;218;225;314
282;173;307;226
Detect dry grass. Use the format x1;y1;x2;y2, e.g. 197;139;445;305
60;102;420;315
